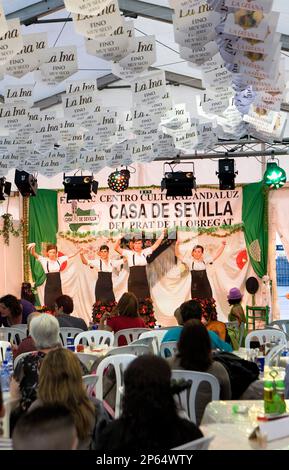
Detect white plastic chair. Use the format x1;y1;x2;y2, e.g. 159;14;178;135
76;353;100;373
95;354;136;418
107;344;150;357
13;351;33;370
130;336;156;354
171;370;220;424
74;330;114;347
245;328;287;349
0;328;26;345
0;341;11;362
139;330;168;354
59;327;84;346
172;434;215;450
160;341;178;358
114;328;149;346
11;324;28;337
82;374;98;398
269;320;289;337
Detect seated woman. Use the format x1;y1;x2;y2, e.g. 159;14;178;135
228;287;246;326
203;304;227;342
96;355;203;451
0;294;35;327
10;314;61;429
30;348;111;450
13;312;40;359
99;292;147;345
168;320;231;425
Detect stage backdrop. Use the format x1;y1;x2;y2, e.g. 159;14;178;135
28;183;268;325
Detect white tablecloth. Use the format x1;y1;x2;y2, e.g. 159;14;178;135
201;400;289;450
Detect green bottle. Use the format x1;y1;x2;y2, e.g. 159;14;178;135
274;380;286;414
264;380;275;414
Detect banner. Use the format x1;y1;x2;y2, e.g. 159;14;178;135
57;187;243;235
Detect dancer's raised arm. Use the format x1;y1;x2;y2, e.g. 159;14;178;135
212;240;226;262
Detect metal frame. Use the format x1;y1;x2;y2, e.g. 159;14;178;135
7;0;289;54
6;1;289;108
154;140;289;161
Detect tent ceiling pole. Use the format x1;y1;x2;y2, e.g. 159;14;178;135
7;0;289;52
154;150;289;161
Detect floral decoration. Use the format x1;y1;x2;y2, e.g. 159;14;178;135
91;297;157;328
191;297;218;323
0;213;22;245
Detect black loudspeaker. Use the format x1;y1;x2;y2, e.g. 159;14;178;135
14;170;38;197
63;175;98;202
0;177;11;201
217;159;237;190
161;171;196;196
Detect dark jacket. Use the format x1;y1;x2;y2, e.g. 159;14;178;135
56;314;87;331
96;416;203;452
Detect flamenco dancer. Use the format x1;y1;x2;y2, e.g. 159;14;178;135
80;244;123;303
175;238;226;300
114;231;165;301
27;243;79;309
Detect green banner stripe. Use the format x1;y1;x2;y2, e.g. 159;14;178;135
29;189;58;287
242;181;268;278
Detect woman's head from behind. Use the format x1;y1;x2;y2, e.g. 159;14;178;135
117;292;139;318
38;348;94;441
29;313;60;350
177;320;212;372
122;355;176;421
38;348;84;405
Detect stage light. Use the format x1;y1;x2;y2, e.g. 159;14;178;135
108;169;130;193
216;158;237;190
263;161;286;189
0;177;11;201
161;161;196;197
14;170;37;197
63;174;98;201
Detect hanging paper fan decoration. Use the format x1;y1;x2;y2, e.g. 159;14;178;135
236;249;248;270
58;251;67;271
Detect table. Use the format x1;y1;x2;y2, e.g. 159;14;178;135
76;346;113;372
201;400;289;450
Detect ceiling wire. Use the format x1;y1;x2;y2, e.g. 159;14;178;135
134;27;180;54
53;12;71;47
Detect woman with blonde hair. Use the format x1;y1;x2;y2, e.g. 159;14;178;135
31;348;110;450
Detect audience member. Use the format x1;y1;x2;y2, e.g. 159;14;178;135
162;300;233;352
96;355;203;451
227;287;246;325
168;321;231;425
55;295;87;331
10;314;61;429
0;294;35;326
12;405;78;450
30;348;110;450
203;304;227;341
99;292;147;345
13;312;40;359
